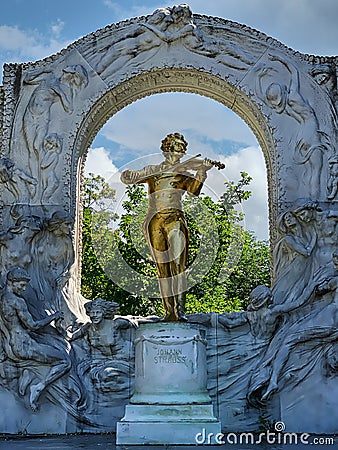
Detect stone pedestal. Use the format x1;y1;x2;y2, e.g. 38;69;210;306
116;322;221;445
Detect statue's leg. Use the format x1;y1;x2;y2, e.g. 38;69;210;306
147;215;176;320
167;217;189;320
25;344;71;411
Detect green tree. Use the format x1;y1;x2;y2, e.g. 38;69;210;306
183;172;270;313
81;173;118;300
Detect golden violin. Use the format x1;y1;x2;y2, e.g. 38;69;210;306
172;154;225;172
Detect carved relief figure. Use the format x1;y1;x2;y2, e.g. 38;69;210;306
159;4;254;69
40;133;63;203
220;284;315;345
290;200;338;271
255;55;327;198
97;8;173;78
59;299;136;409
312;207;338;269
57;302;160;418
327;156;338;199
219;286;276;340
310;63;338;116
22;65;88;184
272;204;316;306
0;215;42;282
0;268;70;411
0;157;37;202
96;4;254;80
252;251;338;402
121;132;214;321
32;211;75;320
215;284;316;409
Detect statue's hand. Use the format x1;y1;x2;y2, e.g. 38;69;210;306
202;158;214;171
121;169;137;184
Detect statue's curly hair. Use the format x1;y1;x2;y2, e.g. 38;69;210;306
84;298;119;319
160;132;187;153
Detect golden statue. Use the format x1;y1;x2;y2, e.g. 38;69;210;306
121;132;224;321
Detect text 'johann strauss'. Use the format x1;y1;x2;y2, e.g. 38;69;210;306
154;348;187;364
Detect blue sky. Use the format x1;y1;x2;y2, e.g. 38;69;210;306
1;0;338;240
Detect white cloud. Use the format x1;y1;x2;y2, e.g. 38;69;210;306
85;147;118;179
102;0;164;22
86;145;269;241
96;93;269;240
0;25;37;50
0;24;72;78
220;146;269;240
51;19;65;38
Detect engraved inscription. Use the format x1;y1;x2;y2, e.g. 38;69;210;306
154;347;187;364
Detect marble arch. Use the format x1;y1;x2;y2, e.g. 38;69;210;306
0;3;337;435
74;68;276;241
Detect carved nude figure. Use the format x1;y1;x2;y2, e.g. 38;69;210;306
97;4;253;79
67;299;135;358
142;4;253;70
121;132;214;321
290;199;338;271
0;268;70;411
22;65;88;181
310;63;338;118
219;284;312;341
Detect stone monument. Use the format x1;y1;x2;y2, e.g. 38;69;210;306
117;133;223;444
117;323;221;445
0;2;337;438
